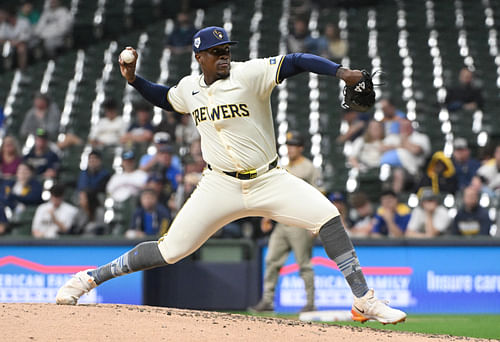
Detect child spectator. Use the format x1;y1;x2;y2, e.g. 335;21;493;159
125;189;171;238
417;151;458;196
372;190;411;237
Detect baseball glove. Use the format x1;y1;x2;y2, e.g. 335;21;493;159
341;70;376;112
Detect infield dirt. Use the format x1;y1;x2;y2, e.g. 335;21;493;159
0;303;494;341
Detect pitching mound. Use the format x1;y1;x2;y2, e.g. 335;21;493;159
0;303;489;341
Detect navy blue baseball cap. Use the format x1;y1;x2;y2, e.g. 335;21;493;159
192;26;237;53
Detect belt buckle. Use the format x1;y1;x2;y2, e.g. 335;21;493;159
238;169;257;179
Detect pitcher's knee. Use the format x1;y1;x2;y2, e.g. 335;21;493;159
157;238;187;264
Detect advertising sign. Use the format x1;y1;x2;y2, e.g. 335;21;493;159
262;245;500;313
0;246;142;304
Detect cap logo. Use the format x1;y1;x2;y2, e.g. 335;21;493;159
213;29;224;40
194;37;201;48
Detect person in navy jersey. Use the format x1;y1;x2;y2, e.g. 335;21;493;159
23;128;60;178
451;137;481;191
77;150;111;194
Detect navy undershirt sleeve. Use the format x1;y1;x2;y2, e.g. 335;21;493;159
129;75;173;111
278;53;341;83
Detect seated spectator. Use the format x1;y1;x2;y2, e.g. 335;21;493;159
175;114;200;147
106;150;148;203
0;6;31;69
144;173;171;205
20;92;61;141
406;188;451;238
186;139;206;173
139;132;181;172
31;184;78;238
348;191;374;237
0;135;22;178
120;103;154;146
23;128;60;178
336;109;369;143
168;171;201;217
381;119;431;192
417;151;458;196
475;144;500;194
445;67;483;112
125;189;171;239
154;110;178;139
287;17;310;53
348;120;384;171
450;186;491;236
77;150;110;194
166;12;197;55
452;137;480;191
33;0;72;57
318;23;348;60
380;98;406;135
328;191;351;230
88;99;127;147
0;163;42;233
72;190;106;235
372;190;411;237
19;2;40;25
145;144;183;193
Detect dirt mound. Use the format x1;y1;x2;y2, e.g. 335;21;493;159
0;303;490;342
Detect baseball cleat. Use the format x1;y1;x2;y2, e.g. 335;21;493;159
56;269;97;305
248;300;274;313
351;289;406;324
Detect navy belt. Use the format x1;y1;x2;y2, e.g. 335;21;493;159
208;157;278;180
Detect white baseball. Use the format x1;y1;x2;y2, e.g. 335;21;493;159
120;49;135;64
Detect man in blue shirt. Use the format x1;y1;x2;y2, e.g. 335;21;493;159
77;150;111;194
451;137;481;191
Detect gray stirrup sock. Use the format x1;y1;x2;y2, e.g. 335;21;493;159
89;241;168;285
319;216;369;298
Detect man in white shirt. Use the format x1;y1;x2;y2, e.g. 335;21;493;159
89;99;127;147
32;184;78;238
0;6;32;69
106;150;148;202
34;0;73;57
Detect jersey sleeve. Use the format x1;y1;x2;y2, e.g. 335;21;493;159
166;79;190;114
239;56;285;98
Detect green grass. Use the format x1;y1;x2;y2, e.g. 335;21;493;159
331;315;500;340
239;312;500;340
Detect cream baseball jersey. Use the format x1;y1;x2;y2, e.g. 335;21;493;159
167;56;284;171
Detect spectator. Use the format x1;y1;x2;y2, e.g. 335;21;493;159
20;92;61;141
144;173;171;205
372;190;411;237
23;128;60;178
417;151;458;196
120;103;154;146
348;120;385;171
336;109;369;143
175;114;200;147
125;189;171;239
168;171;201;217
77;150;111;194
0;135;22;178
88;99;127;147
33;0;73;57
166;12;197;55
186;139;206;173
72;190;106;235
452;137;480;191
380;98;406;135
450;186;491;236
19;2;40;25
31;184;78;238
318;23;348;60
475;144;500;193
381;119;431;192
328;191;351;230
445;67;483;112
406;188;451;238
154;110;178;139
0;6;31;69
106;150;148;203
139;132;182;172
348;191;375;237
287;17;310;53
145;144;183;193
